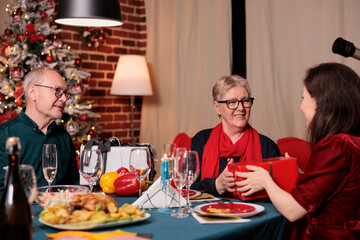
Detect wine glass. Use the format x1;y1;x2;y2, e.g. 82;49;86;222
79;149;104;193
171;148;189;218
158;143;176;213
129;147;151;196
181;151;200;213
4;164;37;204
42;144;58;191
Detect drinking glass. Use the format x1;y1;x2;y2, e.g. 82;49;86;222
181;151;200;213
158;143;176;213
171;148;189;218
79;149;104;193
42;144;58;191
129;147;151;196
4;164;37;204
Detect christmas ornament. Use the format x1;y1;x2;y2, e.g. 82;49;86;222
80;113;89;121
82;27;108;48
75;58;82;67
4;28;12;36
39;34;46;42
45;0;56;12
52;38;62;48
16;33;24;42
65;118;79;136
15;98;22;106
71;82;86;95
88;129;95;137
26;23;35;33
10;67;25;81
45;55;54;63
40;11;47;19
1;42;12;56
11;11;22;23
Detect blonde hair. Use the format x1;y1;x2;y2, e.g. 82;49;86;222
212;75;251;101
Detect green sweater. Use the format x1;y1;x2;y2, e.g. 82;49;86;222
0;109;79;197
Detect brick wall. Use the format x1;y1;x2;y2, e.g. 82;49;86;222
57;0;147;143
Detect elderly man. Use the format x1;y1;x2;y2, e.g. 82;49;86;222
0;67;79;196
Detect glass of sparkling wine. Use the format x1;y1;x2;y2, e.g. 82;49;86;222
171;148;189;218
181;151;200;213
80;149;104;193
42;144;58;191
129;147;151;196
4;164;37;204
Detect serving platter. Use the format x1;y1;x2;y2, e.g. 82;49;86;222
194;202;264;218
39;213;151;230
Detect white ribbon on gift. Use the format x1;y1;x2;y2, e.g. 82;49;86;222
132;178;187;209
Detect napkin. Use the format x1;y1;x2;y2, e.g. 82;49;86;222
192;213;251;224
46;229;152;240
132;178;186;209
190;192;220;202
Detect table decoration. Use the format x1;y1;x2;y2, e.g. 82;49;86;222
132;178;186;209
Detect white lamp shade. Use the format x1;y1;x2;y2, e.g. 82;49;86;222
111;55;153;96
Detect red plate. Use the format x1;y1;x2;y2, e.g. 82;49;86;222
195;202;265;218
201;202;256;214
181;189;198;197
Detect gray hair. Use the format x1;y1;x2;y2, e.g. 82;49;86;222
23;67;55;100
212;75;251;101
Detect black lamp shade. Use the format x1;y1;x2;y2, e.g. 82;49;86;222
55;0;123;27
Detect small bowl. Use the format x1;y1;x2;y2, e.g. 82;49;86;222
36;185;89;209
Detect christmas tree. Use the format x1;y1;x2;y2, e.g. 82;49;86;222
0;0;100;141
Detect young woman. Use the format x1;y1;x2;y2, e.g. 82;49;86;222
237;63;360;239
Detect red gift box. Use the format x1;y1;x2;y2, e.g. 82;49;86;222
227;157;298;201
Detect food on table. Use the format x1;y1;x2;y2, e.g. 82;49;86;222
203;203;256;214
36;185;89;209
114;168;139;196
206;207;231;213
99;172;119;194
40;194;145;225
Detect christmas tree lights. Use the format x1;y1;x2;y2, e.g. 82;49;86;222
0;0;100;141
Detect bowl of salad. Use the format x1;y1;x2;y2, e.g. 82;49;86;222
36;185;89;209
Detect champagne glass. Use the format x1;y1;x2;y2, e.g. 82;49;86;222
171;148;189;218
80;149;104;193
42;144;57;191
181;151;200;213
129;147;151;196
4;164;37;204
158;143;176;213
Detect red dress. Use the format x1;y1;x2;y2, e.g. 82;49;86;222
291;134;360;239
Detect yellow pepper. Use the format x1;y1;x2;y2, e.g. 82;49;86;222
99;171;119;194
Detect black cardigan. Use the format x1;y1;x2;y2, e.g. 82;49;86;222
190;128;281;196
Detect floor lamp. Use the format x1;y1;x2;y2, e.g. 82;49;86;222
110;55;153;143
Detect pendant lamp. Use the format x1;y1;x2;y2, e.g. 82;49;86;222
55;0;123;27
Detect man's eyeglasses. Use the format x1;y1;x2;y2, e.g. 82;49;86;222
216;98;254;110
34;84;71;99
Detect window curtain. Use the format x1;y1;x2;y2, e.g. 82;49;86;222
246;0;360;142
141;0;232;154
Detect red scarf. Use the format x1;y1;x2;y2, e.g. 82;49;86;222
201;123;262;180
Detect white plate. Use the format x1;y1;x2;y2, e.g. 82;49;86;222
194;202;264;218
181;189;201;199
39;213;151;230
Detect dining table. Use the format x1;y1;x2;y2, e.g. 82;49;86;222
32;195;287;240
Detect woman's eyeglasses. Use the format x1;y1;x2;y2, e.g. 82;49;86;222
34;84;71;99
216;98;254;110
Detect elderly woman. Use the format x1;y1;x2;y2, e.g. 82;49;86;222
190;75;280;196
237;63;360;239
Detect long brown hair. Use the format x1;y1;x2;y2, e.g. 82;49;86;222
304;62;360;147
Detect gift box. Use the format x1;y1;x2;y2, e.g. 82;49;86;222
227;157;298;201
